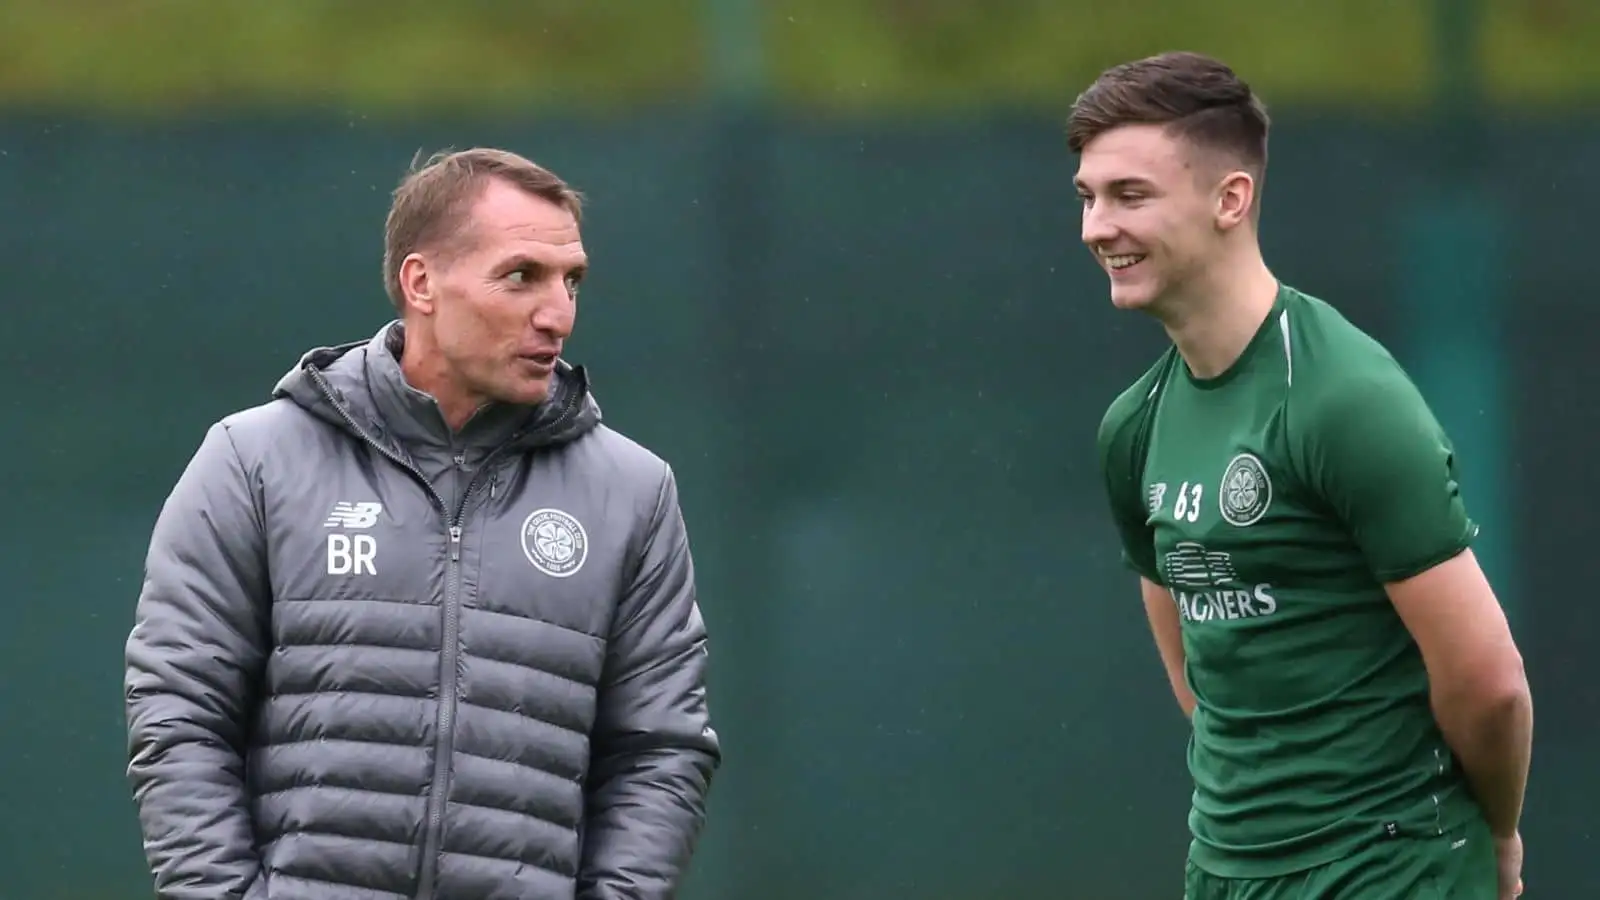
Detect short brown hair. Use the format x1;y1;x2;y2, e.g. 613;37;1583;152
382;147;584;311
1067;52;1269;172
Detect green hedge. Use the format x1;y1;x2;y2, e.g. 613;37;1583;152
1;0;1596;114
0;0;705;113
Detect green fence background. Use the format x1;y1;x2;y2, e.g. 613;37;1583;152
1;112;1594;900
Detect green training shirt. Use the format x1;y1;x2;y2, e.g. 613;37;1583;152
1097;284;1484;878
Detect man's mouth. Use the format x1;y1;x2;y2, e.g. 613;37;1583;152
1104;253;1147;272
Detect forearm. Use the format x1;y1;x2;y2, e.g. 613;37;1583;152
1138;579;1193;718
127;644;264;898
584;467;720;897
129;735;263;899
1432;681;1533;838
1155;633;1195;719
1155;643;1195;719
128;419;270;898
578;748;718;900
1174;680;1196;719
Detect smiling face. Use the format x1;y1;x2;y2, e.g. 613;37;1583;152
1065;52;1271;316
1075;123;1254;314
398;177;587;414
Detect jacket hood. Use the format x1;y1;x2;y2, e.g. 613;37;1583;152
270;322;602;453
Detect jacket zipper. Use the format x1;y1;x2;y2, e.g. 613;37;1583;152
414;507;468;900
308;369;582;900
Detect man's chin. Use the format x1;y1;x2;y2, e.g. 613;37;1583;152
496;378;553;408
1109;285;1158;311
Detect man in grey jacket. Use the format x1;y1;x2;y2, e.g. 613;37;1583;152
124;147;721;900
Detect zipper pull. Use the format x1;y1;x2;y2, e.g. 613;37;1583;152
449;526;462;562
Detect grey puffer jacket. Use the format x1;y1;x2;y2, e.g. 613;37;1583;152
124;323;721;900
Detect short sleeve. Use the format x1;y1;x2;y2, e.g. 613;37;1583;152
1097;392;1164;585
1304;373;1477;583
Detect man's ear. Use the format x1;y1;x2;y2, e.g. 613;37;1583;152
1215;170;1256;231
398;253;435;315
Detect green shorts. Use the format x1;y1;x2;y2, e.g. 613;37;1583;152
1184;817;1498;900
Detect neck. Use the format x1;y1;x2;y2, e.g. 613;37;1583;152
398;322;484;432
1157;245;1279;381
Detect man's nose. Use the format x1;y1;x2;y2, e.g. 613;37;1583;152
1081;205;1117;246
532;288;576;337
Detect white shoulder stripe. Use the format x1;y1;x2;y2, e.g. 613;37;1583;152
1278;310;1293;386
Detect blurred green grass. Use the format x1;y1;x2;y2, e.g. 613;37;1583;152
0;0;1595;114
0;0;705;114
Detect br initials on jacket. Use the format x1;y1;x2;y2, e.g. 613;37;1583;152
324;500;382;575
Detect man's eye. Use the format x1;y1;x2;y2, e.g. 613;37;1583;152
508;268;529;284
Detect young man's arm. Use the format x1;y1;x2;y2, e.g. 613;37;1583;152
1386;551;1531;839
1307;372;1532;841
1096;369;1191;718
1140;577;1195;719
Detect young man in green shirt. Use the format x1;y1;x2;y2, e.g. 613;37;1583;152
1074;52;1533;899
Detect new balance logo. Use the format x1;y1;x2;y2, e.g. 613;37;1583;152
324;501;382;529
1147;483;1168;515
323;501;381;574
